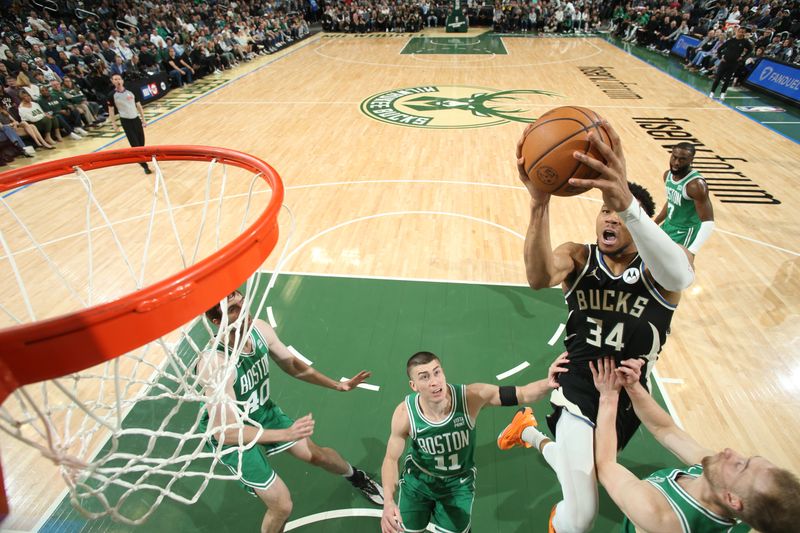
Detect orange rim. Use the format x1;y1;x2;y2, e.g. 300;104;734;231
0;145;284;404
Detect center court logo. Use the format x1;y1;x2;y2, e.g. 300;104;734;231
360;85;560;129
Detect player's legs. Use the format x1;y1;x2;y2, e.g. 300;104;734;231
287;436;349;474
254;474;293;533
540;413;598;533
430;474;475;533
287;436;384;504
397;474;435;532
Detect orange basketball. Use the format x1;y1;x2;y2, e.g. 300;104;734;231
520;106;613;197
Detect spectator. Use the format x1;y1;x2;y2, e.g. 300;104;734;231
17;90;61;145
163;47;194;87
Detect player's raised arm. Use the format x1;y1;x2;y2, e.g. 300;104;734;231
517;125;585;289
466;352;570;413
591;357;682;532
616;359;713;466
570;121;695;292
259;321;371;391
381;402;410;533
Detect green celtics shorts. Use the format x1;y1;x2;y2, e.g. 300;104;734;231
210;402;296;495
398;462;476;533
661;221;701;249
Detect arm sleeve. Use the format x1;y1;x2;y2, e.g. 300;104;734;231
687;221;714;254
618;197;695;292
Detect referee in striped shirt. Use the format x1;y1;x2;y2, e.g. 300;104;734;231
107;74;152;174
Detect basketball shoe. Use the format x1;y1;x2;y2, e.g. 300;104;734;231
347;468;384;505
497;407;537;450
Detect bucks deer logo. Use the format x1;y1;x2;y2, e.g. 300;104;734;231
360;85;560;129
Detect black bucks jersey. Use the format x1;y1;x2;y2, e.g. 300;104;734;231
548;244;676;449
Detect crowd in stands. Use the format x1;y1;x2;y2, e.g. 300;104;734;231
3;0;798;165
0;0;311;166
609;0;799;96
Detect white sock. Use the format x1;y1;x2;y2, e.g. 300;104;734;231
544;414;599;533
342;463;354;478
522;426;549;451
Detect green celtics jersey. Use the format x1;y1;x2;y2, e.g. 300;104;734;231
219;327;273;419
404;384;476;478
622;465;749;532
664;170;704;229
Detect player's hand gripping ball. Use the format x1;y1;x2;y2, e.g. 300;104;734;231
520;106;613;196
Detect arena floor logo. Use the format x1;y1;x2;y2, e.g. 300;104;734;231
360;86;560;128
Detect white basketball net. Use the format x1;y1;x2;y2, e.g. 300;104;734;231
0;154;291;524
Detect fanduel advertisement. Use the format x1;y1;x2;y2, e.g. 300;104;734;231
746;58;800;104
670;34;700;58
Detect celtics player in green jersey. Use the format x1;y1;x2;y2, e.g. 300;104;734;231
589;356;800;533
653;142;715;255
197;291;384;533
380;350;570;533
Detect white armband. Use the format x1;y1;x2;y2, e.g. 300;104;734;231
687;221;715;254
618;197;695;292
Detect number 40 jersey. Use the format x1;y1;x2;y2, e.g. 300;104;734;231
563;244;676;369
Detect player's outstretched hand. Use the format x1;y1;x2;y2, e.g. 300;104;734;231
517;124;551;204
568;120;634;213
337;370;372;392
286;413;315;441
381;501;404;533
616;358;645;388
547;351;570;389
589;357;621;396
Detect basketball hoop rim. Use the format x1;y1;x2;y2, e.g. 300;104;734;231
0;145;284;405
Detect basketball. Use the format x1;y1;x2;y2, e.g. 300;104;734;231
520;106;613;197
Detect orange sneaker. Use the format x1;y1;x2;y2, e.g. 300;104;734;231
548;504;557;533
497;407;537;450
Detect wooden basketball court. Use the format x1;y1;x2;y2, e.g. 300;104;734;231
2;30;799;531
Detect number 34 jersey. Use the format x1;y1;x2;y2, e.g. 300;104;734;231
563;244;676;367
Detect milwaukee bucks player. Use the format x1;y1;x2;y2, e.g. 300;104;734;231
653;142;715;255
197;291;383;533
380;351;568;533
508;121;697;532
590;357;800;533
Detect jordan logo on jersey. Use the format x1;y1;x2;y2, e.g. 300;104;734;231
588;267;601;280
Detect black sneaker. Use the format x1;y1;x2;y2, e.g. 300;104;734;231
347;468;384;505
143;166;153;175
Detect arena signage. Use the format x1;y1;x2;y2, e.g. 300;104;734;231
670;34;701;59
745;58;800;105
578;66;642;99
633;117;779;205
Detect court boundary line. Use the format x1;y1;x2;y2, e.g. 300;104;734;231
257;268;531;287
